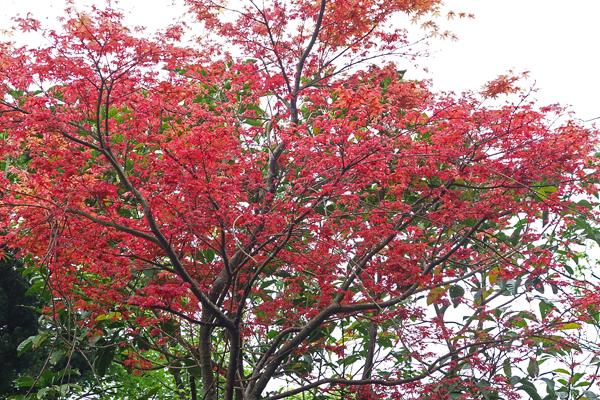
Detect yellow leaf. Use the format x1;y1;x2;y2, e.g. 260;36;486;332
557;323;581;330
474;289;494;306
95;312;122;321
489;268;500;285
427;287;447;305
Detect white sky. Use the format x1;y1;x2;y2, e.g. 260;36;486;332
421;0;600;123
2;0;599;123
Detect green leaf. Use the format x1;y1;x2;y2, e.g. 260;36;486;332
339;353;360;366
527;358;539;378
507;278;521;295
494;307;507;318
542;209;549;226
541;377;555;395
518;311;538;321
584;391;598;400
17;337;34;356
510;226;524;246
59;384;70;396
377;335;393;348
15;376;36;388
564;264;574;274
539;300;554;321
244;118;263;127
518;378;543;400
25;280;45;296
94;346;116;377
511;319;527;328
449;285;464;307
503;358;512;378
37;387;52;399
536;186;558;201
572;372;585;385
137;386;162;400
49;349;65;364
553;368;570;375
449;284;464;299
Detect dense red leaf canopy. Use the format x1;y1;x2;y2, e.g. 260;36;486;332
1;2;599;400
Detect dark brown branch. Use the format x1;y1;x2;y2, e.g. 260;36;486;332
294;0;327;96
65;208;160;245
422;216;487;275
262;338;515;400
150;306;222;327
101;146;236;331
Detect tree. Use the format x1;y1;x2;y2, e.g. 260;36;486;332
0;251;47;397
0;1;599;399
3;253;179;399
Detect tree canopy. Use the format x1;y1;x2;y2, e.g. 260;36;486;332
1;1;600;399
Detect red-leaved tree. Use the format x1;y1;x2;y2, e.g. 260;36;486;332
1;1;600;399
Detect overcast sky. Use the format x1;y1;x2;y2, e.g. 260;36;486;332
2;0;599;123
420;0;600;124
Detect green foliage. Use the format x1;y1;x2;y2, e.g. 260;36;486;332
0;253;47;397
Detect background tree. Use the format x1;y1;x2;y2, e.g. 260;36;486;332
1;1;599;399
7;256;185;399
0;251;46;397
